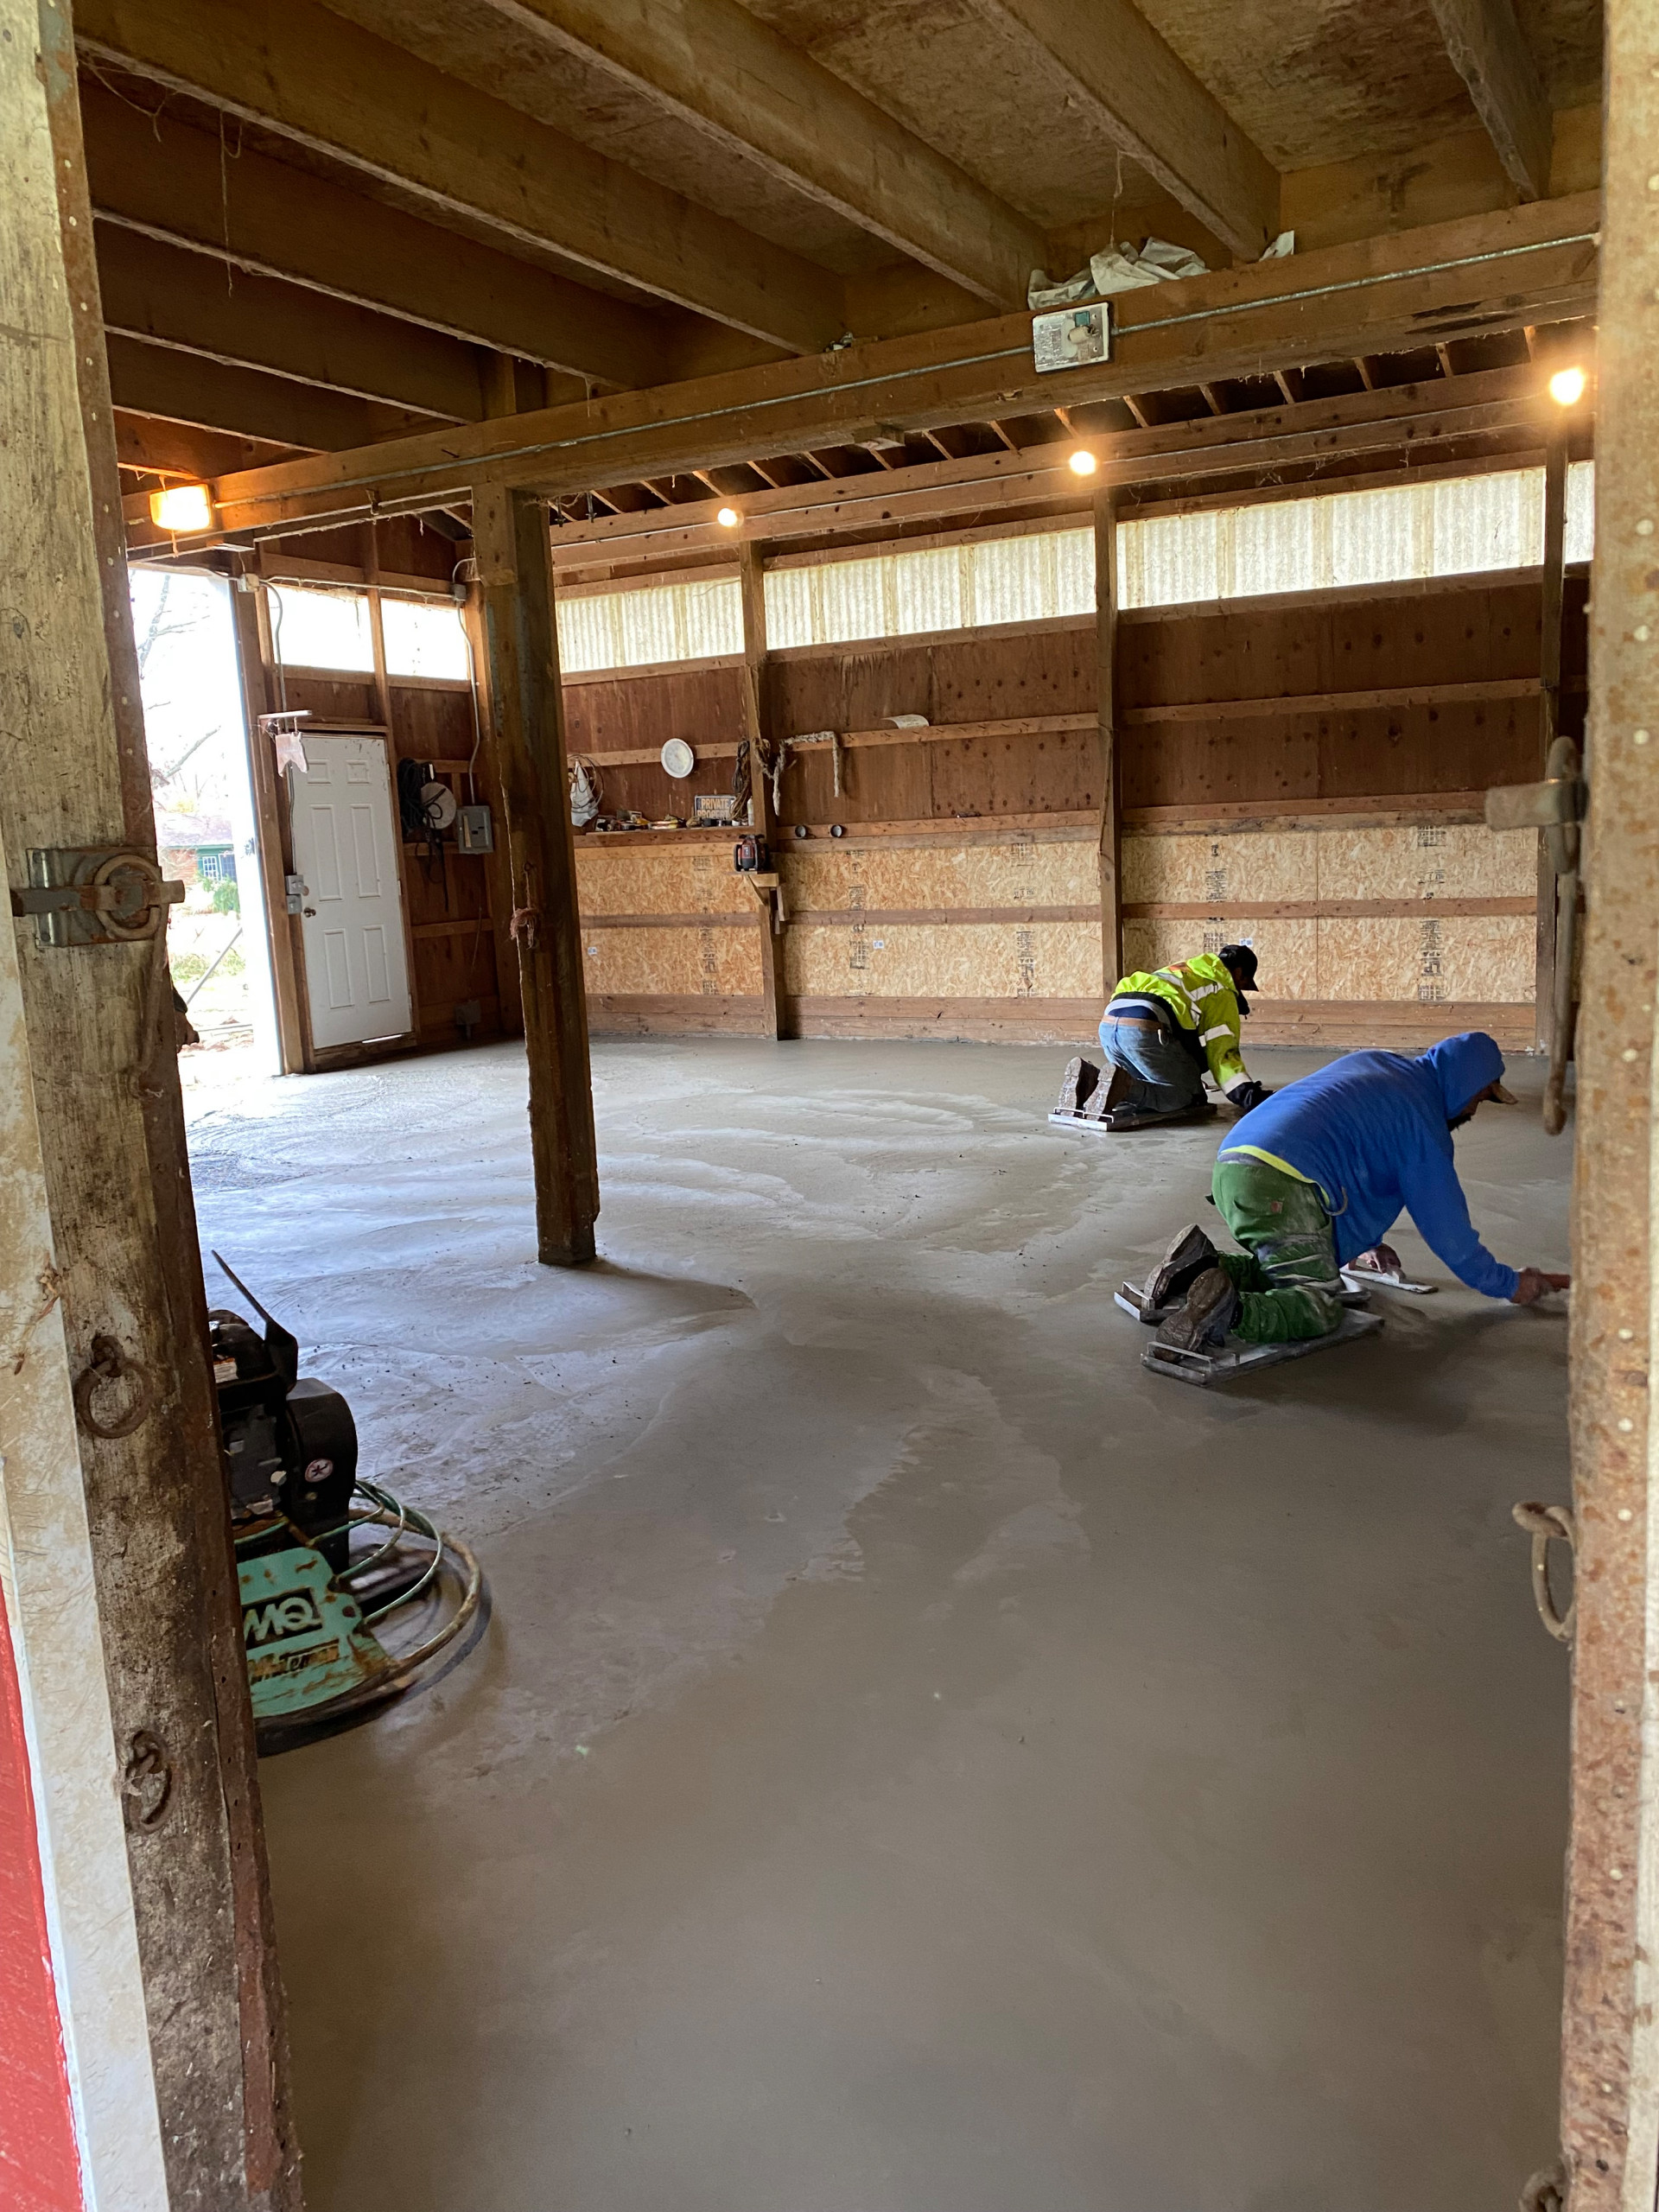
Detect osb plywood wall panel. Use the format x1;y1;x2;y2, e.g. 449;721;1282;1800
575;842;753;916
1125;822;1536;902
783;836;1097;912
578;920;763;997
785;919;1101;1001
1122;916;1533;1002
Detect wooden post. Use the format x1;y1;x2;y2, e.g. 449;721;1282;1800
473;484;599;1264
3;6;296;2204
1556;7;1659;2201
1094;490;1124;995
739;539;786;1039
1535;423;1568;1053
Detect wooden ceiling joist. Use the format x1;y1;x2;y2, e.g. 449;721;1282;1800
79;80;652;393
106;334;434;452
441;0;1043;309
1426;0;1553;201
119;194;1598;551
75;0;844;353
985;0;1280;262
98;226;491;422
114;412;302;480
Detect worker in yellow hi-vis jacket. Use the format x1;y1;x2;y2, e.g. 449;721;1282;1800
1057;944;1273;1130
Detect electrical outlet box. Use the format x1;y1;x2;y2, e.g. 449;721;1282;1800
456;804;494;855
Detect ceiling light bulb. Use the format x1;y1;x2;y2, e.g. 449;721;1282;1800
148;482;214;532
1548;365;1587;407
1068;448;1098;477
715;505;741;527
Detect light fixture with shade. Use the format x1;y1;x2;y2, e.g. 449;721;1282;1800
1548;366;1587;407
715;505;741;528
148;482;215;533
1068;448;1098;477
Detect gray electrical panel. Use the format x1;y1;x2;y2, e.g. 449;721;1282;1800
456;804;494;855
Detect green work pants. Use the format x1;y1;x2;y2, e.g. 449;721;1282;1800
1211;1155;1344;1344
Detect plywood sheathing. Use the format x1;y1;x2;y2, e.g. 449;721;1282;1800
784;919;1101;1001
1124;915;1533;1001
578;922;764;998
1126;821;1536;902
575;842;755;917
784;838;1098;912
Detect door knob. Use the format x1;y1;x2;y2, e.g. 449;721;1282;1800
302;906;316;917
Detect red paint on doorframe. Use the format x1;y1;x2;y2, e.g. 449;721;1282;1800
0;1580;84;2211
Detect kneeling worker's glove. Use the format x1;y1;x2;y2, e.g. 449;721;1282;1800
1228;1080;1274;1112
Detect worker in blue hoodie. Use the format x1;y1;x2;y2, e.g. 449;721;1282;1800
1139;1031;1570;1351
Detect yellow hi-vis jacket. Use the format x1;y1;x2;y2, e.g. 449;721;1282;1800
1108;952;1252;1098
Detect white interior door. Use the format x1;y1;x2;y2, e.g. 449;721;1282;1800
288;734;413;1050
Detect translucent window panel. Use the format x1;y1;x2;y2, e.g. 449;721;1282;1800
1329;483;1427;588
1427;467;1539;577
556;575;741;671
890;544;963;635
1119;510;1218;608
1566;460;1595;563
270;585;373;671
550;462;1599;671
381;595;468;679
557;594;624;673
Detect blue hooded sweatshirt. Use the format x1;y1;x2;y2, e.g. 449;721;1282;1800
1218;1032;1519;1300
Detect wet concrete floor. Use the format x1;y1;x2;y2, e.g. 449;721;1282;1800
185;1038;1573;2211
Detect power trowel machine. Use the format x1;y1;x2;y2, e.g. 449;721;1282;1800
209;1255;481;1744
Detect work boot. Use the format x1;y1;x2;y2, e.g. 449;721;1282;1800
1056;1055;1101;1116
1142;1224;1220;1313
1083;1065;1133;1122
1154;1267;1240;1353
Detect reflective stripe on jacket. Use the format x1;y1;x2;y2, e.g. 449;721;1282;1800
1109;953;1250;1096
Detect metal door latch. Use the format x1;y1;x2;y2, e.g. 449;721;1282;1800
10;849;185;949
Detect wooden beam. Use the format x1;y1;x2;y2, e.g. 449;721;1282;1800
123;195;1598;549
7;5;296;2202
1094;489;1122;991
738;541;785;1039
98;226;487;421
80;79;653;392
107;334;433;452
473;486;600;1263
422;0;1041;308
1557;0;1659;2198
76;0;843;353
985;0;1279;261
1426;0;1553;200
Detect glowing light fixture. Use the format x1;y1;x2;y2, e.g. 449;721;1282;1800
1548;365;1587;407
1068;448;1098;477
715;505;741;527
148;482;214;532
